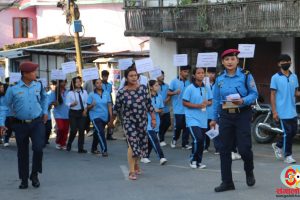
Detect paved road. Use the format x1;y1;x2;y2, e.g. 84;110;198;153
1;131;299;200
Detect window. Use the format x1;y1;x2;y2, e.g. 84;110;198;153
13;17;33;38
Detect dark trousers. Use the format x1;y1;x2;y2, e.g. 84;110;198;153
91;118;108;153
188;126;205;163
219;109;254;183
12;118;45;180
277;117;297;157
68;110;86;150
173;114;189;146
4;117;13;143
159;112;171;142
44;120;52;144
147;130;165;159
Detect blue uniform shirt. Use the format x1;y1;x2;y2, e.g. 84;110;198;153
212;67;258;120
0;80;48;126
183;83;213;128
102;82;112;94
87;90;111;122
270;72;298;119
207;83;215;120
147;94;164;132
169;78;191;114
158;83;170;113
48;90;69;119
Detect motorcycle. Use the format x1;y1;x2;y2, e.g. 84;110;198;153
251;100;300;143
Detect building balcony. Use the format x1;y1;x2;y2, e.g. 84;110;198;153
124;0;300;38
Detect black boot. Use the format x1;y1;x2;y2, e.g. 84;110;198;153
30;173;40;188
246;171;256;187
214;182;235;192
19;179;28;189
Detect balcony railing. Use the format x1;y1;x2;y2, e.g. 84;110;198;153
124;0;300;38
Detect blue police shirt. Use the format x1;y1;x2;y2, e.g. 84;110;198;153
207;83;215;120
158;83;170;113
147;94;164;132
48;90;69;119
102;82;112;94
212;67;258;120
270;72;298;119
87;90;112;122
169;78;191;114
183;83;213;128
0;80;48;126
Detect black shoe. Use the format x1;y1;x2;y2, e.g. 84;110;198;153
30;173;40;188
107;136;116;140
246;171;256;187
19;179;28;189
91;150;101;155
102;152;108;157
66;144;71;152
214;182;235;192
78;149;87;153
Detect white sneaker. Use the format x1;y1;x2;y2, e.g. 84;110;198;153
3;143;9;147
214;151;220;155
203;149;209;153
232;152;241;160
190;161;198;169
182;145;192;150
160;158;167;165
160;141;167;147
141;158;151;164
272;143;283;160
284;155;296;164
170;140;176;148
198;163;206;169
55;144;61;150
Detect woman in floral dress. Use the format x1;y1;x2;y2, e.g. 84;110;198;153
110;66;156;180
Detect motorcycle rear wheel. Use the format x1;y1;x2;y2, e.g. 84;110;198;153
251;114;276;144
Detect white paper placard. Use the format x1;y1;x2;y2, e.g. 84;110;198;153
238;44;255;58
149;68;162;80
135;58;154;74
37;78;48;87
173;54;188;67
51;70;66;80
9;72;21;83
205;125;219;139
118;58;133;70
61;61;77;74
0;67;4;78
82;67;99;82
196;52;218;68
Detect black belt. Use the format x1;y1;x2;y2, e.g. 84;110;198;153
13;116;41;124
223;106;251;114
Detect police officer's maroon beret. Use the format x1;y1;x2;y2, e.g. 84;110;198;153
19;61;39;72
221;49;240;59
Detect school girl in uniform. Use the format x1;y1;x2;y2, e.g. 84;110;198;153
183;67;212;169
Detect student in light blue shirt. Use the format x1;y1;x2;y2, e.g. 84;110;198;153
87;79;112;157
168;65;191;149
157;70;171;146
271;54;300;164
183;67;212;169
141;80;167;165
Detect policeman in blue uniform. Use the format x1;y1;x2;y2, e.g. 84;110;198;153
0;61;48;189
210;49;258;192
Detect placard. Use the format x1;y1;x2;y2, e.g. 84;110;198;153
9;72;21;83
37;78;48;87
196;52;218;68
118;58;133;70
82;67;99;82
0;67;4;78
238;44;255;58
135;58;154;74
51;70;66;80
149;68;162;80
173;54;188;67
61;61;77;74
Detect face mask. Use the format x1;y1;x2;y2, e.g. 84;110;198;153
281;63;291;71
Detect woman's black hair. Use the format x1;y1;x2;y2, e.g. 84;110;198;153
148;80;157;88
124;66;138;86
70;76;83;91
93;78;102;86
55;80;66;105
191;67;205;83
